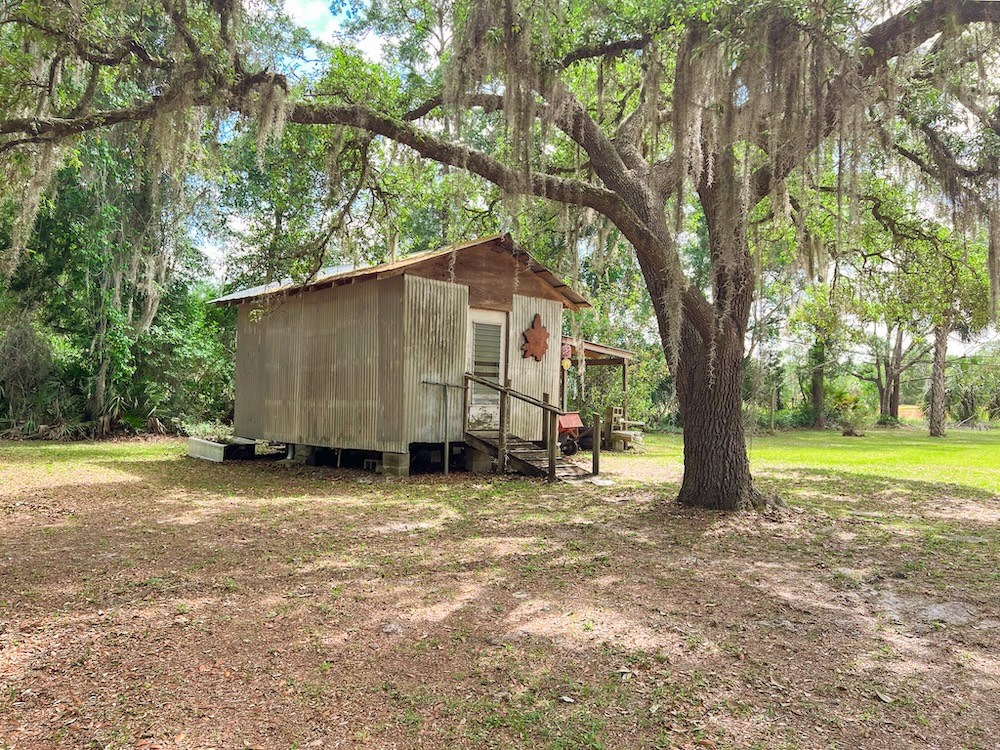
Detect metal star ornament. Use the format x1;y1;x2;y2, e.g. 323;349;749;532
521;313;549;361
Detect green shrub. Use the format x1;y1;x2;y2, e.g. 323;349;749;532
0;312;52;418
751;402;815;431
833;390;874;437
180;419;234;444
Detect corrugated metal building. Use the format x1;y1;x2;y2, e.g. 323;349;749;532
212;234;589;475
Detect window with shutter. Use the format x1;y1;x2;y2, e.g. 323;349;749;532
472;322;502;405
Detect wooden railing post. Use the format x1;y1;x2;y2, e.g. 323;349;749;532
621;362;628;423
497;378;511;473
443;385;450;476
463;375;470;432
541;392;550;445
592;414;601;476
547;409;558;482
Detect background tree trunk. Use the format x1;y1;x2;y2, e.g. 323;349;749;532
888;326;904;421
929;312;951;437
809;339;825;428
889;374;901;420
875;364;889;419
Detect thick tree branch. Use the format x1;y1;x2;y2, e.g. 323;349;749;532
2;98;168;150
859;0;1000;79
8;14;173;69
66;64;101;118
401;81;658;227
541;80;655;215
557;34;651;68
163;0;209;72
649;156;674;197
289;100;644;230
0;69;280;153
751;0;1000;203
403;96;442;121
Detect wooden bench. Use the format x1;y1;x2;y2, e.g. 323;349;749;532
603;406;645;451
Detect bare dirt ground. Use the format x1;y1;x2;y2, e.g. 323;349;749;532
1;436;998;749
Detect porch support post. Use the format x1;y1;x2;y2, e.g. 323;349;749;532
542;392;550;445
443;386;450;476
621;361;628;423
592;414;601;476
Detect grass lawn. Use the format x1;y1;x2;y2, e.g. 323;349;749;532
1;430;998;749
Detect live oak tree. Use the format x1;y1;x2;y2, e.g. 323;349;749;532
838;182;990;432
925;253;990;437
912;233;989;438
3;0;1000;509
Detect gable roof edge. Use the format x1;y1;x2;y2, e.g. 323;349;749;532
210;234;590;309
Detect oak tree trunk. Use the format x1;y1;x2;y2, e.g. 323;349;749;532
889;374;901;420
878;387;889;419
875;354;890;420
672;158;762;512
928;313;950;438
90;358;108;427
675;318;760;510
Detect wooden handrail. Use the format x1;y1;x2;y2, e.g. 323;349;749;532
463;373;566;416
464;372;568;482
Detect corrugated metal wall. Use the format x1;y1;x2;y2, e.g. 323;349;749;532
233;277;561;451
402;275;469;444
235;302;303;441
507;294;563;440
234;276;407;453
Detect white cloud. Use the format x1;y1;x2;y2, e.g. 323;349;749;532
284;0;338;43
199;240;227;281
355;33;385;62
282;0;385;61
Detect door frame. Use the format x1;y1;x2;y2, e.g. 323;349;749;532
466;308;508;430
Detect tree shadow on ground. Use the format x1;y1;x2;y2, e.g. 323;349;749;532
1;445;998;749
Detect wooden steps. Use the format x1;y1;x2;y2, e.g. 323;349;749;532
465;430;592;481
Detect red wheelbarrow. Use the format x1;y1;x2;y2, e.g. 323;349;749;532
557;412;585;456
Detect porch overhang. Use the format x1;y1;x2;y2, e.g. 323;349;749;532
560;336;634;366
